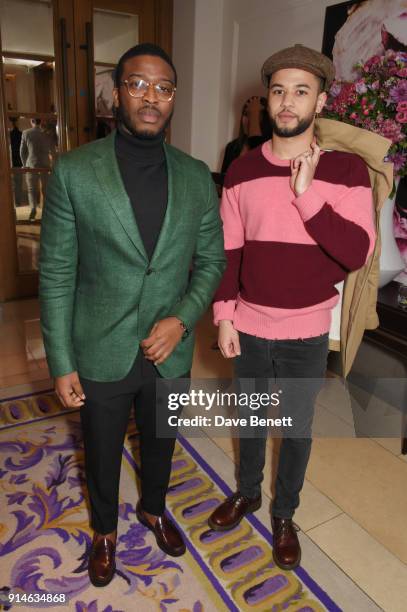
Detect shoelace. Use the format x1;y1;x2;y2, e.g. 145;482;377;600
274;520;300;535
230;492;254;508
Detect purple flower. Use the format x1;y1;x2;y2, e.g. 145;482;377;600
329;82;342;97
389;80;407;104
387;151;407;174
355;80;368;94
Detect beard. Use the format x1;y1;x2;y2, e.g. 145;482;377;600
270;108;315;138
115;103;173;139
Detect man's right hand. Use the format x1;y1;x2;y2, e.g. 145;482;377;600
55;371;86;408
218;320;241;358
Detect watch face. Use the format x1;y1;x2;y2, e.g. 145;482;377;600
179;321;189;338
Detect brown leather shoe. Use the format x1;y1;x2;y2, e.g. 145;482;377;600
88;532;116;587
272;517;301;570
208;492;261;531
136;501;186;557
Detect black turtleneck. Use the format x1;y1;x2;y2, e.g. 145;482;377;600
115;124;168;261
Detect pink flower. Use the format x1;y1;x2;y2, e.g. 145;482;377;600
361;118;376;132
326;52;406;174
378;118;404;143
364;55;381;71
396;112;407;123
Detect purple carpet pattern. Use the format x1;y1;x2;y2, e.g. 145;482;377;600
0;390;340;611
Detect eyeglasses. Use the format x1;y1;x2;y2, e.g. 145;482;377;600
121;78;176;102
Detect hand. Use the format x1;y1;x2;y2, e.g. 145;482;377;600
245;96;262;120
290;140;320;196
55;371;85;408
244;96;262;137
141;317;184;365
218;320;241;358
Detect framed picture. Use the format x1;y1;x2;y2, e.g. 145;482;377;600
322;0;406;81
95;65;115;117
95;65;117;139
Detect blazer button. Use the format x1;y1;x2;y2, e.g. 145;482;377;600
146;268;154;275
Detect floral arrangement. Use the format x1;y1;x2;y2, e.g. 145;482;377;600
324;49;407;177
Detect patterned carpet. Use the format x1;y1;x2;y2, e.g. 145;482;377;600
0;390;340;611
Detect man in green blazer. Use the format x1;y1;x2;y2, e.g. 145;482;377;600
39;43;225;587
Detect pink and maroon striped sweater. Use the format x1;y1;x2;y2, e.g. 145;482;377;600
213;141;375;340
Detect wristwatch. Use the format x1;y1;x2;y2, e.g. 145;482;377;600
179;319;189;339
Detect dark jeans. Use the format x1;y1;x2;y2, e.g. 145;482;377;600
80;351;188;534
234;331;329;519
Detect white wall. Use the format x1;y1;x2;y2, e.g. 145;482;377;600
0;0;54;55
171;0;196;155
172;0;338;170
172;0;227;170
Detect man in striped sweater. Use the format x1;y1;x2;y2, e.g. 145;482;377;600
208;45;375;570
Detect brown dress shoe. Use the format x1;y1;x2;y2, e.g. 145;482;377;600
136;501;186;557
88;533;116;587
272;517;301;570
208;492;261;531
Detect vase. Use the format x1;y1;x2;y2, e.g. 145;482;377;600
379;178;404;288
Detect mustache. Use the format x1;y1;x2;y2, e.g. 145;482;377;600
138;105;161;116
278;109;297;116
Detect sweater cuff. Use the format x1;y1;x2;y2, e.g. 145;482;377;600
213;300;236;326
292;185;326;222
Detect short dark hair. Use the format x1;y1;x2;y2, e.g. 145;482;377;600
114;42;177;88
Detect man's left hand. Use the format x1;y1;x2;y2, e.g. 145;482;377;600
290;141;320;196
141;317;184;365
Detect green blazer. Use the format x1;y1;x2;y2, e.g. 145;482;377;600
39;132;226;381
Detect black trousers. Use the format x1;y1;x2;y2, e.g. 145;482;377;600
234;331;329;519
80;351;187;534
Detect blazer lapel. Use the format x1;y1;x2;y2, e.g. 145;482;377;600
91;132;148;261
150;144;186;265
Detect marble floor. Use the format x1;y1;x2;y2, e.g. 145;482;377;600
1;299;406;611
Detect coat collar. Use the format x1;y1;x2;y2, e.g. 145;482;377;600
315;118;393;195
91;131;185;263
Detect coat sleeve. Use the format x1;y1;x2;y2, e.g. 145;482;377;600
20;132;28;166
170;164;226;331
292;155;375;271
39;159;78;377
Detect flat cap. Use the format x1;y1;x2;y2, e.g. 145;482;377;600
261;44;335;90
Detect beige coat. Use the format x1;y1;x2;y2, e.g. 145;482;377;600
315;118;393;377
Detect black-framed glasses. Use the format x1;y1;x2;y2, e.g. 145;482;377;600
121;78;176;102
